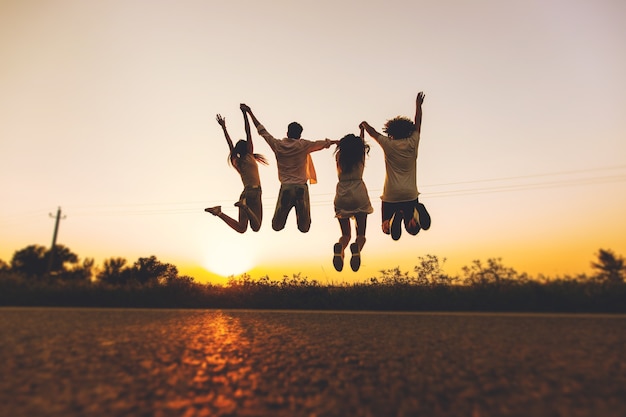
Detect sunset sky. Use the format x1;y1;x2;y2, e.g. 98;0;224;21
1;0;625;284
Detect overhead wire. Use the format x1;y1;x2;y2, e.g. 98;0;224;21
2;165;625;221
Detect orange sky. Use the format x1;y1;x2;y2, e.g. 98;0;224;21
1;0;625;284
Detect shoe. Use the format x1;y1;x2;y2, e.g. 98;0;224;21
416;203;431;230
391;212;402;241
349;243;361;272
333;243;344;272
204;206;221;216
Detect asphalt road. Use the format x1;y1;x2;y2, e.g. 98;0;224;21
1;308;625;417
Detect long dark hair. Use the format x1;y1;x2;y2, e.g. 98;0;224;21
228;140;268;171
334;134;370;174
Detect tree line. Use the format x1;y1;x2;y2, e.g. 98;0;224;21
0;244;624;311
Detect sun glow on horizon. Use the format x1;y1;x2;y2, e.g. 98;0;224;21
202;236;257;278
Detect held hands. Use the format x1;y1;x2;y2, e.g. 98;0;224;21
240;103;250;113
416;91;425;106
216;114;226;127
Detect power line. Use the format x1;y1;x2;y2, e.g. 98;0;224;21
2;165;625;220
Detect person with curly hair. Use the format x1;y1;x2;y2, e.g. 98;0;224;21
331;126;373;272
360;92;431;241
205;108;268;233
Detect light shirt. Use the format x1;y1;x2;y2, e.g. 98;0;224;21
256;124;330;185
374;129;421;202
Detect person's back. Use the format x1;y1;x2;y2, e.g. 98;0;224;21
360;92;431;240
376;128;420;203
241;104;333;232
264;136;321;185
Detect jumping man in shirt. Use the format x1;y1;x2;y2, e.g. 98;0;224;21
240;103;335;233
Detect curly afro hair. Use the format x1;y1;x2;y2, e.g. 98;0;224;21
383;116;415;140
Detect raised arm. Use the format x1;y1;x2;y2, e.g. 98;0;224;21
359;121;382;140
241;106;253;154
216;114;234;152
240;103;261;129
241;103;278;147
415;91;425;134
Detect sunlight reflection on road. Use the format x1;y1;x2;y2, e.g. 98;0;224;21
163;312;261;415
1;309;626;417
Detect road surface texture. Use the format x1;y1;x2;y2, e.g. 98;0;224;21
1;308;625;417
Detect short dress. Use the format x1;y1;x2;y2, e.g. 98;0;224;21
333;161;373;219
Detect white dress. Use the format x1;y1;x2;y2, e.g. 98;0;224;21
333;161;373;218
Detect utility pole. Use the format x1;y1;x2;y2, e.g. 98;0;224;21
47;207;66;274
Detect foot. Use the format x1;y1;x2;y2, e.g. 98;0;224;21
391;212;402;241
333;243;344;272
416;203;431;230
407;208;421;235
382;220;391;235
349;243;361;272
204;206;221;216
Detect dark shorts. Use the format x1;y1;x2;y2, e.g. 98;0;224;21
273;183;310;232
381;198;420;235
381;199;418;222
240;185;262;220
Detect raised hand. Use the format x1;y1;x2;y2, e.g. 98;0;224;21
240;103;250;113
216;114;226;127
416;92;425;106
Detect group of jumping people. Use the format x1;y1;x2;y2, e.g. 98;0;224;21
205;92;431;272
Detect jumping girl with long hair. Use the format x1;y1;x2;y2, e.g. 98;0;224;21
332;125;373;272
205;107;268;233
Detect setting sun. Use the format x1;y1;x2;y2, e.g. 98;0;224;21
203;236;256;278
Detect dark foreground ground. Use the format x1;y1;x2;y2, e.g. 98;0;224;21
0;308;625;417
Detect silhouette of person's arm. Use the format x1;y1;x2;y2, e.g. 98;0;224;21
240;104;261;129
241;106;253;154
415;91;425;134
216;114;234;152
241;103;277;147
359;121;381;139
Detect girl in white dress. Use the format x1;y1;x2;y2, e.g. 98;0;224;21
332;127;373;272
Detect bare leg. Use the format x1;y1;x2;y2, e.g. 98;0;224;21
349;213;368;272
354;213;368;251
235;199;262;232
212;206;249;234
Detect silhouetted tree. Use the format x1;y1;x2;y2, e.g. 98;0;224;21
591;249;625;284
0;259;8;272
461;258;528;286
414;255;457;286
130;256;178;286
10;245;48;277
47;245;78;275
97;257;131;285
60;257;94;282
10;244;87;280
